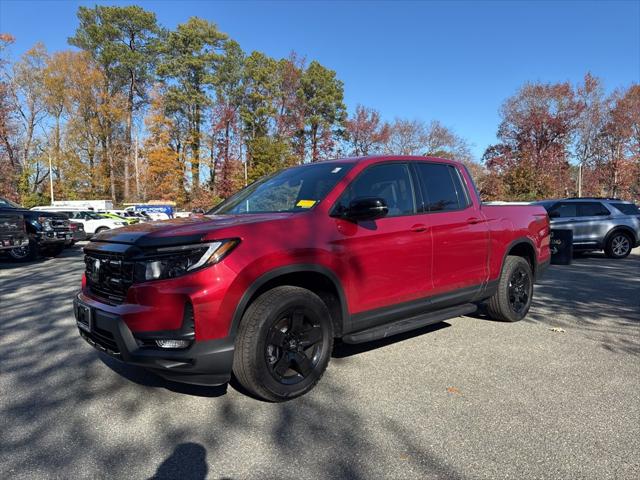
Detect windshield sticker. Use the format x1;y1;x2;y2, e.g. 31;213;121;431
296;200;316;208
331;167;342;173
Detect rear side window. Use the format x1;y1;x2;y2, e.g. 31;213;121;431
414;163;470;212
611;203;640;215
548;203;577;218
578;202;610;217
335;163;416;217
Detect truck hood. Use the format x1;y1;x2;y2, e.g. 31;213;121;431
90;213;295;247
4;208;68;220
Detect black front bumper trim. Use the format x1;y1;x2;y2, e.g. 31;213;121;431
74;296;235;386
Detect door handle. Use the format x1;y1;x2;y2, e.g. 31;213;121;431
466;217;481;225
410;224;427;232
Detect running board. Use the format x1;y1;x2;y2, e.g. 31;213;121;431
342;303;477;344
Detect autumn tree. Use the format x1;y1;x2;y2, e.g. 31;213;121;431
483;81;582;200
157;17;227;190
6;43;51;203
0;33;18;199
211;40;244;193
143;87;185;204
344;105;390;156
588;85;640;198
298;61;346;162
69;5;160;201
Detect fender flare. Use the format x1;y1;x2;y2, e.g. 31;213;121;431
603;226;637;247
499;236;538;276
228;264;349;336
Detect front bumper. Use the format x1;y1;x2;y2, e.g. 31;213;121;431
37;230;72;244
74;295;235;386
0;233;28;250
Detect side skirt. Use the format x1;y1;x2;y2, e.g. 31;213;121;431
342;303;478;344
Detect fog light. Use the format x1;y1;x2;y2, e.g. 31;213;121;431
155;339;191;349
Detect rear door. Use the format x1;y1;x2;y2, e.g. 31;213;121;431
412;162;489;295
575;202;612;245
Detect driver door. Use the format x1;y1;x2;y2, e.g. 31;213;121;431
329;162;432;318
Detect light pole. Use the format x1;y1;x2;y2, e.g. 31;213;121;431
48;150;54;204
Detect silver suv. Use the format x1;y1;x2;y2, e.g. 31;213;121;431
535;198;640;259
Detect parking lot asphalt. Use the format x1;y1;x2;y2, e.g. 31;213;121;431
1;246;639;480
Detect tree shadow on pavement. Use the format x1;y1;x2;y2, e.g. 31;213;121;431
528;251;639;355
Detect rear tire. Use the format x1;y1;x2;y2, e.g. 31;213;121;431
486;255;533;322
232;286;334;402
8;235;39;262
605;232;632;259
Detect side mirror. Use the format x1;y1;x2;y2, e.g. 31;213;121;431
339;197;389;221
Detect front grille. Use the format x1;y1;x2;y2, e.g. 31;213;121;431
85;251;135;304
80;328;120;355
51;218;71;231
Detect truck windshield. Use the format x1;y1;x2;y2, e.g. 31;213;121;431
0;198;22;209
210;163;353;215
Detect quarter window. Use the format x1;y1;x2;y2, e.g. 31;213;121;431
611;203;640;215
414;163;470;212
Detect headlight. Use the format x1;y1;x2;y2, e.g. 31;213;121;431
138;239;240;281
35;216;53;231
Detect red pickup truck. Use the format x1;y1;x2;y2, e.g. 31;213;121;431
74;156;550;401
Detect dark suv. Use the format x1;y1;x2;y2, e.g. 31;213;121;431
535;198;640;258
0;197;72;261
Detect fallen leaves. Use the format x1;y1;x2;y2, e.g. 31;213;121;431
549;327;566;333
446;386;462;396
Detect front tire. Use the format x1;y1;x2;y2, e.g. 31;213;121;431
232;286;334;402
605;232;632;259
8;235;39;262
486;256;533;322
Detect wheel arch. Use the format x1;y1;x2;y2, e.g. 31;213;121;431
604;226;637;247
502;237;537;278
230;264;349;338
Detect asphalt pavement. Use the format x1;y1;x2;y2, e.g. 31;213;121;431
1;246;638;479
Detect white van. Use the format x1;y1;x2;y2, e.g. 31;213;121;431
31;206;127;236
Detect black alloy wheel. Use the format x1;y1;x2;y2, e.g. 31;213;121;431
233;286;334;402
508;266;531;315
265;309;324;385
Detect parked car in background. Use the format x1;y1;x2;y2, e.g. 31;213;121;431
68;221;88;244
107;210;151;222
0;207;28;251
125;205;173;220
74;156;550;401
99;212;138;225
0;197;72;261
535;198;640;258
31;207;127;238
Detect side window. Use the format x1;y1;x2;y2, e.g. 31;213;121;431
415;163;469;212
611;203;640;215
578;202;610;217
549;203;577;218
335;163;416;217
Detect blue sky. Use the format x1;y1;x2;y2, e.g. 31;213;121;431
1;0;639;160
